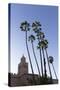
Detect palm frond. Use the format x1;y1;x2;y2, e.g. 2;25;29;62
32;22;36;27
35;21;41;26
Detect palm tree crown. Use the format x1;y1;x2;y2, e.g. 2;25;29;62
32;21;41;32
36;31;45;40
28;35;35;42
20;21;30;31
37;39;48;49
49;56;53;64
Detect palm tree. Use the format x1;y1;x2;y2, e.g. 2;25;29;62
20;21;36;83
38;41;47;78
49;56;58;80
43;40;52;79
32;21;43;77
28;35;41;76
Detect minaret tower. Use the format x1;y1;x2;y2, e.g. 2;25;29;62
18;55;28;76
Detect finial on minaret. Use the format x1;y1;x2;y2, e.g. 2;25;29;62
21;54;26;63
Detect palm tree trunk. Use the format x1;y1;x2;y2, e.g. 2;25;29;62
38;38;43;77
31;41;41;76
42;47;47;78
25;31;36;84
45;48;52;79
52;63;58;80
39;48;43;77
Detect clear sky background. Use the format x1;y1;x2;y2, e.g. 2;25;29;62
10;3;58;79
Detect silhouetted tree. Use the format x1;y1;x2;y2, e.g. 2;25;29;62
49;56;58;80
32;21;43;77
43;40;52;79
28;34;40;76
20;21;36;84
37;40;47;78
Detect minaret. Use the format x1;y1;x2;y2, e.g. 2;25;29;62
18;55;28;76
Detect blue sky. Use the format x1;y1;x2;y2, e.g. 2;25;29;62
9;3;58;79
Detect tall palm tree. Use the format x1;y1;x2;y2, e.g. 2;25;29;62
43;40;52;79
37;31;45;77
32;21;43;77
28;35;41;76
20;21;36;83
49;56;58;80
38;41;47;78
